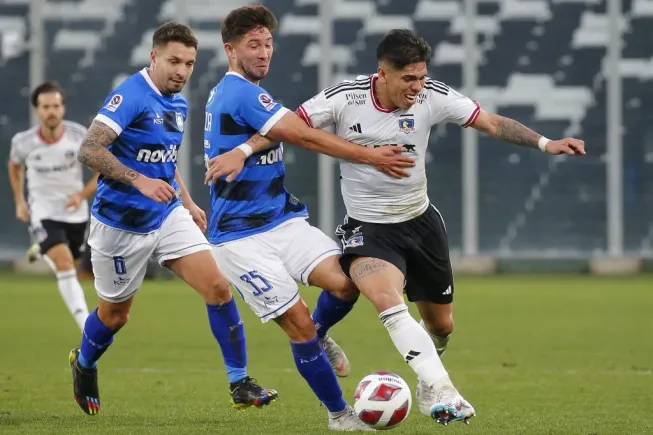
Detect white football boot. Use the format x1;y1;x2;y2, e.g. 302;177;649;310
328;405;376;431
320;335;351;377
415;376;476;425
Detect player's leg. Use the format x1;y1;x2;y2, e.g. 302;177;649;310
278;219;359;377
405;205;475;423
69;217;153;416
38;220;89;331
214;232;370;430
417;302;453;357
154;206;274;408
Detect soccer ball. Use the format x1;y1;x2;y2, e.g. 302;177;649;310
353;371;412;430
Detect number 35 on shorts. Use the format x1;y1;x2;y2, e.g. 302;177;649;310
239;270;273;296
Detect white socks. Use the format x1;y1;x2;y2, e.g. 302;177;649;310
379;304;448;386
420;319;450;357
55;269;89;331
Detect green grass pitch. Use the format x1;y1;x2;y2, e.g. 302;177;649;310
0;272;651;434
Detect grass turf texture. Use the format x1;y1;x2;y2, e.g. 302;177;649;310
0;272;651;434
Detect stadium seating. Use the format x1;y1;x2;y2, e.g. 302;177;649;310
0;0;651;257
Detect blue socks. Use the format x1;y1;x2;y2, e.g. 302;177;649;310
206;299;248;383
312;290;357;339
291;337;347;412
79;309;115;369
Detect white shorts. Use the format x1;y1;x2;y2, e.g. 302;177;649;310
212;218;341;323
88;206;211;302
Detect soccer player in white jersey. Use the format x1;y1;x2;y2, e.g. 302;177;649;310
8;82;96;331
297;29;586;424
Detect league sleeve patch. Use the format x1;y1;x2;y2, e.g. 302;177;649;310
104;94;123;112
258;93;278;111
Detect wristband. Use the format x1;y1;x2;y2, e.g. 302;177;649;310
538;136;550;152
236;143;253;157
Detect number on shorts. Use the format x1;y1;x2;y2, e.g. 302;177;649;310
239;271;273;297
113;256;127;275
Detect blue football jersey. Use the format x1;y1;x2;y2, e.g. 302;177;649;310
92;68;187;233
204;72;308;244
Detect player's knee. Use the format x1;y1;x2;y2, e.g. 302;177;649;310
274;301;317;342
367;287;404;313
202;275;233;305
329;279;360;302
423;315;454;338
47;246;75;271
98;307;129;330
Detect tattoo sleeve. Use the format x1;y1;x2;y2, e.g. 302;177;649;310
77;120;140;185
351;259;389;281
245;133;276;153
493;116;541;149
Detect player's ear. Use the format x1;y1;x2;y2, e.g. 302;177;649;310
224;43;235;59
149;49;156;65
377;66;387;84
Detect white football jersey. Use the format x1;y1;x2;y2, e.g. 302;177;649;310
9;121;90;226
298;74;480;224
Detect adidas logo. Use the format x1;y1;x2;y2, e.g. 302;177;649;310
349;123;362;133
405;350;421;362
442;286;452;296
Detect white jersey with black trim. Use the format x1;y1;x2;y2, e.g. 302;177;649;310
298;74;480;224
9;120;90;225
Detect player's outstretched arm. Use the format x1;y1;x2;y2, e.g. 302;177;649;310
471;109;586;155
267;111;416;178
78;120;176;203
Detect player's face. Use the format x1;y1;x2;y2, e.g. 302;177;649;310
35;92;64;129
151;42;197;94
227;26;273;82
379;62;428;109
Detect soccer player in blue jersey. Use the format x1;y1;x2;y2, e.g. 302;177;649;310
68;22;277;416
203;6;415;430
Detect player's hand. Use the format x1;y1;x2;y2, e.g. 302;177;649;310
65;193;84;211
368;146;416;179
205;148;247;184
544;137;586;156
15;200;29;223
186;201;207;232
133;176;176;203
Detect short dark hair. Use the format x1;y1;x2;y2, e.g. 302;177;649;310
376;29;431;69
221;4;278;44
152;21;198;50
31;82;64;107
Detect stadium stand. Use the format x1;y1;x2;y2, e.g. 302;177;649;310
0;0;651;257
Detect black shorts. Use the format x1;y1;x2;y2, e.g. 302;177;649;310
32;220;87;259
336;205;454;304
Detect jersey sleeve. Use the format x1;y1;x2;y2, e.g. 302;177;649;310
237;85;290;136
94;85;142;136
9;134;25;164
297;90;336;129
432;87;480;128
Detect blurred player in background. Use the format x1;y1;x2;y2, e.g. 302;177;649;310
203;5;415;431
68;22;276;417
8;82;96;332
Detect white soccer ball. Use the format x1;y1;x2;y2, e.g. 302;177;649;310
353;371;412;430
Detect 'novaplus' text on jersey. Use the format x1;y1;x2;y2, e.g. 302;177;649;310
204;71;307;244
92;68;187;233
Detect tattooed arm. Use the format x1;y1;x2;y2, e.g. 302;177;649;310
470;110;586;155
78;120;176;202
77;120;140;185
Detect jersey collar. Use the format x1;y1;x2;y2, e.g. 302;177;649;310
139;68;162;96
370;74;397;113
